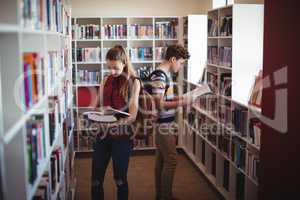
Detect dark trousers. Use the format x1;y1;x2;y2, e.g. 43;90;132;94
91;137;133;200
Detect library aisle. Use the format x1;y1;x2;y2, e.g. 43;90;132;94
1;0;299;200
75;154;221;200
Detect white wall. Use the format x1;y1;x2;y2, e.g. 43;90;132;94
70;0;212;17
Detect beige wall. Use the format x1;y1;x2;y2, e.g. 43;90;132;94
236;0;264;4
70;0;212;17
70;0;264;17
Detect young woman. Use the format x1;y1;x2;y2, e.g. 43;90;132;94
90;45;140;200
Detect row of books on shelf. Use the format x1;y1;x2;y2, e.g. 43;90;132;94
207;46;218;65
76;70;101;85
249;118;261;147
219;47;232;67
183;17;188;37
102;24;127;39
33;147;63;200
232;107;248;137
48;51;65;93
23;50;67;110
49;96;61;145
72;24;101;39
207;70;218;93
208;15;232;37
218;132;230;157
219;98;231;125
23;53;45;110
63;109;73;149
231;137;246;170
208;18;218;37
248;152;260;181
73;47;101;62
220;15;232;36
84;46;166;62
22;0;69;33
129;24;153;39
207;46;232;67
129;47;153;61
220;73;231;96
155;21;178;39
27;115;47;184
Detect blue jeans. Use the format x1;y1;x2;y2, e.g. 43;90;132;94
91;137;133;200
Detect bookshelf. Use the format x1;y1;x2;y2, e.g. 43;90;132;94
0;0;76;200
71;16;180;152
180;4;263;200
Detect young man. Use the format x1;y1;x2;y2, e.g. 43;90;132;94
150;44;211;200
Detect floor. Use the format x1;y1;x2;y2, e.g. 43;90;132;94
75;153;222;200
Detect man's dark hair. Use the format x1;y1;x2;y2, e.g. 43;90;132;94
164;44;190;60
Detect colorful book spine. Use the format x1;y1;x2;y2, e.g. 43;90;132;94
26;115;46;184
23;53;45;110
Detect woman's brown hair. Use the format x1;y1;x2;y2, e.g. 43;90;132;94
106;45;137;99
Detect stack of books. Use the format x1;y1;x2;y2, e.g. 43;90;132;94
207;46;218;65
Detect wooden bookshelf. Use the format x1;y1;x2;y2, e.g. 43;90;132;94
71;16;180;152
0;1;76;200
180;4;263;200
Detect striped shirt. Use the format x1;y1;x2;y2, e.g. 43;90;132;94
150;70;176;123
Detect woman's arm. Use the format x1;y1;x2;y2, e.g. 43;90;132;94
90;77;106;108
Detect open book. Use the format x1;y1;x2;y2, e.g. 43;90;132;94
183;84;213;101
83;107;130;123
